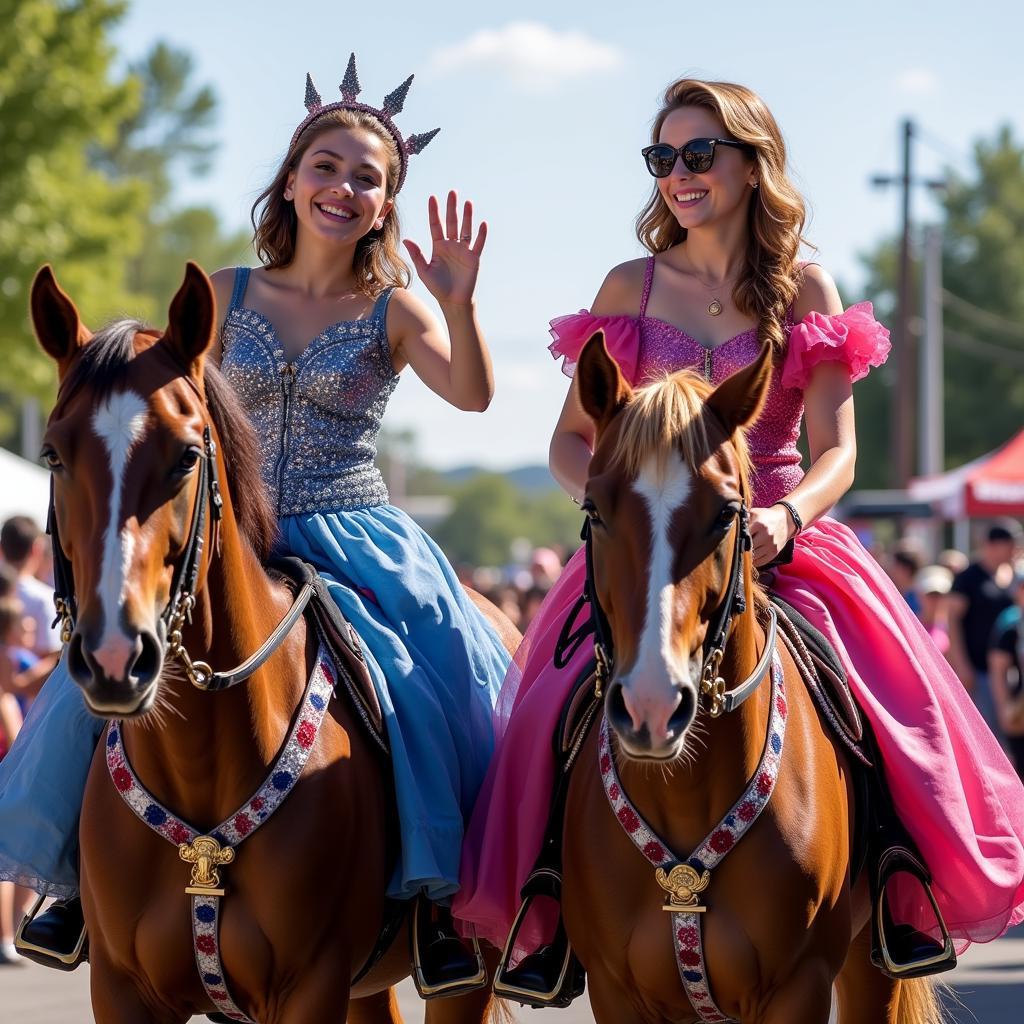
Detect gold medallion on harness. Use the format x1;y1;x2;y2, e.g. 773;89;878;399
655;863;710;912
179;835;235;897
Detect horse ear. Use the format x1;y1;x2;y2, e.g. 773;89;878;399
30;265;92;374
576;331;633;436
163;262;217;371
706;340;773;435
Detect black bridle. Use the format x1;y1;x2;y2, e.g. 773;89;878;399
47;382;314;695
554;501;776;716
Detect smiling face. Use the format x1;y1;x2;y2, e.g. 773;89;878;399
655;105;758;233
286;125;395;248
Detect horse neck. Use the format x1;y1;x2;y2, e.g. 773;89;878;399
121;510;310;826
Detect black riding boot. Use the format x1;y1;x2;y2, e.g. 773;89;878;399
492;868;585;1008
15;895;88;971
411;898;486;999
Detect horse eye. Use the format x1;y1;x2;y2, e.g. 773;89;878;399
176;448;202;474
581;498;604;525
715;504;739;531
40;447;62;470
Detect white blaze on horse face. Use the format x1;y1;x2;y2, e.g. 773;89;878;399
623;452;693;736
92;390;149;678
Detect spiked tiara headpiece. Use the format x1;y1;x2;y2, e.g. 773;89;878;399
290;53;439;194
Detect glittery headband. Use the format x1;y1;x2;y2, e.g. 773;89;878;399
290;53;440;194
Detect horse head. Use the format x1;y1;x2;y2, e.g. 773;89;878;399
576;330;772;760
32;263;269;717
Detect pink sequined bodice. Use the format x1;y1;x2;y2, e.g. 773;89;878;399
549;257;891;510
636;316;803;507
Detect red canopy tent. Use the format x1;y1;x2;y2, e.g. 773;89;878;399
909;428;1024;518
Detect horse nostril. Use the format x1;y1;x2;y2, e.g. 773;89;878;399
667;686;697;736
66;631;92;686
132;631;163;687
606;681;637;735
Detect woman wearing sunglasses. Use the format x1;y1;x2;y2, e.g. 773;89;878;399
454;77;1024;1005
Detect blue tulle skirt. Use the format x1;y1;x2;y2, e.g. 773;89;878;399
0;504;509;901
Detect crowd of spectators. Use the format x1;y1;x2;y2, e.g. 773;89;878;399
883;519;1024;781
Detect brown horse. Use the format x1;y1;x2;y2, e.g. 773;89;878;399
560;334;945;1024
31;263;517;1024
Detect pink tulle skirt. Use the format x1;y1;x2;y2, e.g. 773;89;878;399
454;516;1024;951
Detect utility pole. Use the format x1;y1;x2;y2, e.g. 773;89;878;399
871;122;945;488
920;225;944;479
872;120;916;488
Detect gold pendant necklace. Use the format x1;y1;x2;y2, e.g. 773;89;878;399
686;265;734;317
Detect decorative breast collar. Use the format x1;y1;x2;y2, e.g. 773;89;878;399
600;650;788;1023
107;646;337;1023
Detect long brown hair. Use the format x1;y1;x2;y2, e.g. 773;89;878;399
251;109;410;296
636;79;809;353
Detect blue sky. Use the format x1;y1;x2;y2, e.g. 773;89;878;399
116;1;1023;469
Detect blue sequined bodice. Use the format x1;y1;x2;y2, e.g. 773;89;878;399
220;268;400;515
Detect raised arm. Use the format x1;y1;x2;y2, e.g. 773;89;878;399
392;192;493;412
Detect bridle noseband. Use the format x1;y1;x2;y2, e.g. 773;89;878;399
555;502;776;716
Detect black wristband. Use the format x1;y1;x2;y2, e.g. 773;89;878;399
773;499;803;536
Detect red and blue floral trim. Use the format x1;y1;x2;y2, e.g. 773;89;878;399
599;651;787;1023
106;647;337;1023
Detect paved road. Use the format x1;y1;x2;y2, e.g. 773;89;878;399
2;925;1022;1022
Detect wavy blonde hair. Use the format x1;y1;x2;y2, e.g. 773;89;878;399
610;371;753;504
636;79;809;353
251;109;410;296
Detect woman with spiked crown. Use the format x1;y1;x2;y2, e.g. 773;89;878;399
0;54;510;996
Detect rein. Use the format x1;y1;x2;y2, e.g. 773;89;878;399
46;371;313;693
555;502;774;716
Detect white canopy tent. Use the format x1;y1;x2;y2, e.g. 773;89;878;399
0;447;51;527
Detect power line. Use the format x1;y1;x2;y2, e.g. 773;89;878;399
914;125;974;175
944;327;1024;369
942;289;1024;339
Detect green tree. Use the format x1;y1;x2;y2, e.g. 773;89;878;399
93;41;250;318
0;0;148;401
432;474;528;567
859;125;1024;486
431;473;584;567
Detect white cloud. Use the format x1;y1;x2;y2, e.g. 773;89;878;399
429;22;624;92
895;69;938;96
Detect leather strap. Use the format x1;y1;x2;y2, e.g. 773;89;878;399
198;583;316;692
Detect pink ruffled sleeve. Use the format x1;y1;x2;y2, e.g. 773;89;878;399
781;301;891;390
548;311;642;385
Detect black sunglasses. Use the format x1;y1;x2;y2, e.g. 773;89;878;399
642;138;756;178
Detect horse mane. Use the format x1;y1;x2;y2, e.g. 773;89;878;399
610;370;754;502
60;320;278;562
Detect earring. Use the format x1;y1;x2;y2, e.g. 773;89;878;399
751;181;759;189
373;219;385;231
